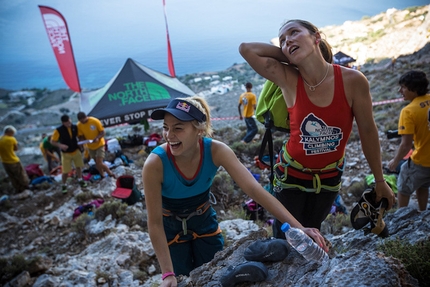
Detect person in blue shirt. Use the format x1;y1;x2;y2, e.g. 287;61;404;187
142;96;327;286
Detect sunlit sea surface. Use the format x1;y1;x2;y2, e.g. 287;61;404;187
1;37;246;91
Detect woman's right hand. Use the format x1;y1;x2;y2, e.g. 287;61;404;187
161;276;177;287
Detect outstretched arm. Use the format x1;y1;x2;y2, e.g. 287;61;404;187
142;152;177;286
212;140;328;250
348;70;396;209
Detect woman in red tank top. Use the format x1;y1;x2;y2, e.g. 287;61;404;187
239;19;395;238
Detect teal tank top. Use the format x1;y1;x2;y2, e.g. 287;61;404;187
151;137;218;199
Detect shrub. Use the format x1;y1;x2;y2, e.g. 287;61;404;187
120;207;147;229
321;213;351;236
71;213;92;240
94;200;128;221
211;170;237;210
378;238;430;286
75;192;94;205
0;254;40;284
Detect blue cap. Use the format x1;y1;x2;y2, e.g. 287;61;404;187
151;99;206;122
281;222;291;232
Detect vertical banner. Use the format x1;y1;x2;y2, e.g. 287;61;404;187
162;0;176;78
39;6;81;92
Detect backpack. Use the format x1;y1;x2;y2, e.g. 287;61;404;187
364;174;398;194
25;163;44;180
255;80;290;190
111;175;144;205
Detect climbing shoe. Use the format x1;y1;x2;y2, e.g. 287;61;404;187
61;185;68;194
244;238;289;262
220;261;268;287
350;187;389;238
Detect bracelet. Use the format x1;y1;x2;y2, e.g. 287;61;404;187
162;272;175;280
374;179;386;183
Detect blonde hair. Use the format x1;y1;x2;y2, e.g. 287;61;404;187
178;96;213;137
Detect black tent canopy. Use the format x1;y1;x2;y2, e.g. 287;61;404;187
333;51;356;66
80;58;195;127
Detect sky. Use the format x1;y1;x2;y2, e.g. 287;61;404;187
0;0;428;90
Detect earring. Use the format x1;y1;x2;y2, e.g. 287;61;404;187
316;39;320;44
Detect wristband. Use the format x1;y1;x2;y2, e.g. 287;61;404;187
374;179;386;183
162;272;175;280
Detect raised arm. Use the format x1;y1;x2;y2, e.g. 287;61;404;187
211;140;328;250
347;69;396;209
239;42;290;88
142;152;177;286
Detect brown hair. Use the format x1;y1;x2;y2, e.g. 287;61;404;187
280;19;333;64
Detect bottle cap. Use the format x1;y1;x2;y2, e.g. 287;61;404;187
281;222;291;232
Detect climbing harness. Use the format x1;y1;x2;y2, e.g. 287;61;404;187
273;147;345;194
163;197;221;246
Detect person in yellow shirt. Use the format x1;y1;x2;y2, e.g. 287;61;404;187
388;70;430;211
238;82;258;143
50;115;86;193
77;112;115;178
0;125;29;193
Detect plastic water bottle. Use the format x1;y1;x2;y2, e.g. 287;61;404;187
281;222;328;264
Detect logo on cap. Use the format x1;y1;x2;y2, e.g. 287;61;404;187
176;102;190;113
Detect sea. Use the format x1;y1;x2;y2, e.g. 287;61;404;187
1;38;247;91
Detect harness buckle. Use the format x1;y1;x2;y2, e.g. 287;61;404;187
182;218;187;235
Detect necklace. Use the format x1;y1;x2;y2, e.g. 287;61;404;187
302;64;330;92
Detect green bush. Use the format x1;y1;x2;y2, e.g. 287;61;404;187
75;192;94;205
94;200;128;221
322;213;351;236
378;238;430;286
71;213;92;240
0;254;40;284
120;207;147;229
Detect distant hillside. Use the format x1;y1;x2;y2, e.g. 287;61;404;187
270;5;430;66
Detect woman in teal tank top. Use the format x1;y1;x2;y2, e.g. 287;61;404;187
143;96;329;286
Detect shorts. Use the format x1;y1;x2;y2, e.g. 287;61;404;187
62;150;84;174
397;160;430;196
88;146;105;159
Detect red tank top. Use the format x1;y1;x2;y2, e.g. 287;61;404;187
286;64;353;169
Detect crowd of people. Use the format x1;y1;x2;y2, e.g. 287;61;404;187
0;112;114;194
0;18;428;287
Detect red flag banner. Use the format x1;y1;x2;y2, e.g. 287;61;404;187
39;6;81;92
162;0;176;77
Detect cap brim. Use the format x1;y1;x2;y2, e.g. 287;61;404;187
151;109;195;121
